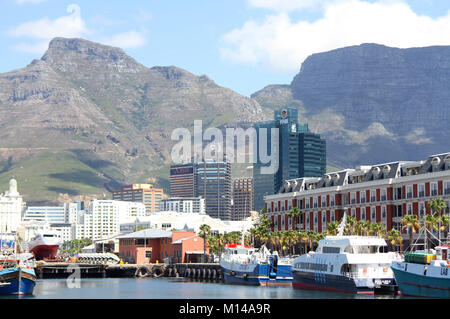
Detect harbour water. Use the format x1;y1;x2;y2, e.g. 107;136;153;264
4;277;403;299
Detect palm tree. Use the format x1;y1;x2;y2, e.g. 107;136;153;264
429;198;447;242
424;213;439;249
299;231;309;254
401;215;422;251
344;216;356;235
440;214;449;241
369;223;387;238
326;221;340;236
288;207;301;230
387;229;403;253
307;230;317;251
198;224;211;262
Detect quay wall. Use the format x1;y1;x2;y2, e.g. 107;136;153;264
35;263;223;281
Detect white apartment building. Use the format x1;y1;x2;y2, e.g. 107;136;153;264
23;203;78;224
0;179;24;233
76;200;146;240
159;197;206;214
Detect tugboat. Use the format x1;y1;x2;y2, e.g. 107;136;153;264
391;218;450;298
391;245;449;298
220;234;293;286
291;213;401;294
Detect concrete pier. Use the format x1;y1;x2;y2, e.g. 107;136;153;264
35;262;223;281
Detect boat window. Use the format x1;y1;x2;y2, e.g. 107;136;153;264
344;246;354;253
323;247;340;254
350;246;380;254
43;234;56;237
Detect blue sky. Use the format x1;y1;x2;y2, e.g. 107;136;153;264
2;0;450;96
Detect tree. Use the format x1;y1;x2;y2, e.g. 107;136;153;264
401;215;422;251
369;223;387;238
288;207;301;230
326;222;340;236
299;231;309;254
387;229;403;253
344;216;356;235
429;198;447;242
424;213;439;249
198;224;211;262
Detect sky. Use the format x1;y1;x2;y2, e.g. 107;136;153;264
2;0;450;97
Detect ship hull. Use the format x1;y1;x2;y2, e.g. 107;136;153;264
0;268;36;295
30;244;59;261
292;270;395;294
391;264;450;298
221;262;292;286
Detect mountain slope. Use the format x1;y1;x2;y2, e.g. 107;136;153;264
252;43;450;168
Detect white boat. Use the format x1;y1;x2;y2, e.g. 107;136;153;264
28;231;61;261
291;214;401;294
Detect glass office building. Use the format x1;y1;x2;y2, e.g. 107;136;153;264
253;108;326;211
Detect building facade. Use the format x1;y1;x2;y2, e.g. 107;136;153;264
231;178;254;221
196;159;232;220
253;108;326;212
0;179;24;233
170;163;196;197
265;153;450;242
112;184;164;215
76;200;146;240
23;203;77;224
159;197;205;214
118;229;206;264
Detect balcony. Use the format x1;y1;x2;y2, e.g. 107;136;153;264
351;199;356;204
431;190;438;196
419;191;425;198
371;196;376;202
381;195;387;201
360;198;366;203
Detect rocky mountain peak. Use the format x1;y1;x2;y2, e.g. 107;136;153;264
41;37;146;73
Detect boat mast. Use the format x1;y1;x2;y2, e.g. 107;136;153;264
337;212;347;236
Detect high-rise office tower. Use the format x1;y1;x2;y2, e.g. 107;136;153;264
253;108;326;211
231;178;254;221
170;163;196;197
195;159;232;220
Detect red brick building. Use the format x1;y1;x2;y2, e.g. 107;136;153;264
265;153;450;241
117;229;208;264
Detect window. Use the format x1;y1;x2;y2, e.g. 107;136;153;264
370;190;376;202
361;208;366;220
331;211;335;222
419;202;425;217
145;251;152;258
407;203;412;215
313;197;318;208
381;206;387;219
381;189;387;201
445;181;450;195
419;184;425;198
350;193;356;204
351;208;356;217
330;196;335;207
406;186;413;199
360;191;366;203
431;183;438;196
371;207;376;220
321;197;326;207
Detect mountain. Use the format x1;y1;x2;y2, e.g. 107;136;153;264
252;43;450;168
0;37;265;203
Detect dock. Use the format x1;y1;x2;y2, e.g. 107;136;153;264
35;262;224;281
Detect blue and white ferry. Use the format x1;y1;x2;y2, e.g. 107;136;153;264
220;243;293;286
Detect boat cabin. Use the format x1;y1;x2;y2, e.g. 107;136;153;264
315;236;388;255
223;244;255;256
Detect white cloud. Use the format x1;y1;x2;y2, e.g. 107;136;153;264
8;4;148;54
9;4;88;53
100;31;147;49
222;0;450;72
